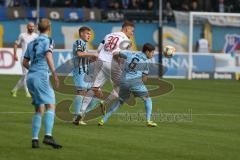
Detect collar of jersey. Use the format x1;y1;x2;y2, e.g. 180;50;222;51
79;38;86;44
40;34;49;37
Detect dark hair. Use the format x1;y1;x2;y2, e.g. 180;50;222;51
38;18;51;33
79;26;91;35
142;43;155;53
122;21;135;29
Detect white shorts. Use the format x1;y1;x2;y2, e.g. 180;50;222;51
93;59;122;88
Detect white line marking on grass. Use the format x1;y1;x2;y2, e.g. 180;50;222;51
0;112;34;114
0;112;238;117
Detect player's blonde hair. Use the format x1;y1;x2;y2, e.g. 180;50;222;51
79;26;91;35
38;18;51;33
122;21;135;28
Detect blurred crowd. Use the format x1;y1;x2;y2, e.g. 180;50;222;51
164;0;240;22
0;0;158;10
1;0;240;12
1;0;240;22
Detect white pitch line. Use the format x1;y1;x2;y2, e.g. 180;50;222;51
0;112;238;117
0;112;34;114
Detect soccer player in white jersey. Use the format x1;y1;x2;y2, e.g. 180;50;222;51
11;22;38;98
75;21;135;124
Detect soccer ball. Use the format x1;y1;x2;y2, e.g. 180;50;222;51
163;45;176;58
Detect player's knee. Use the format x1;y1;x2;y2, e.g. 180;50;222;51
143;95;151;101
45;104;55;110
35;106;45;115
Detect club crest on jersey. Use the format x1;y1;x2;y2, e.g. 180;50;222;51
77;44;85;51
77;44;82;50
224;34;240;54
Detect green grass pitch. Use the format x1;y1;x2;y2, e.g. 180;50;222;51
0;75;239;160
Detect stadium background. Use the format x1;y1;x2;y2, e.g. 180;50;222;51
0;0;240;79
0;1;240;160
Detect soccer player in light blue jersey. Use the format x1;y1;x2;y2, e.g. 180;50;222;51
23;19;62;149
72;27;102;125
98;43;157;127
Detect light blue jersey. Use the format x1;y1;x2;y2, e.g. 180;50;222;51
101;50;154;123
24;34;54;73
72;39;91;90
24;34;55;107
118;51;150;100
120;51;149;81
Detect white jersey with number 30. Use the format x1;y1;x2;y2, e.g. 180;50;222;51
98;32;131;63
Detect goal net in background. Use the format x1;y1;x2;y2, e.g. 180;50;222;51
173;11;240;80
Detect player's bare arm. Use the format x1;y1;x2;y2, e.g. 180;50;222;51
13;42;19;61
76;51;98;58
142;74;148;82
46;51;59;88
22;58;30;69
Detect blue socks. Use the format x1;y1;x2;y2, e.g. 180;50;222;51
103;100;121;123
44;109;55;136
32;112;42;140
144;97;152;121
74;95;83;115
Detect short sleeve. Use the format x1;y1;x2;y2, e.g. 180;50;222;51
76;40;85;52
72;42;77;53
142;61;149;75
44;38;54;54
15;33;23;45
97;40;105;52
118;51;129;59
121;39;132;50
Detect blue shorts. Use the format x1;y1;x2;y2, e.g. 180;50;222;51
119;80;148;101
27;72;55;107
73;68;92;91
